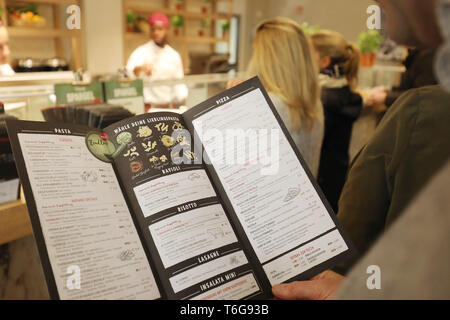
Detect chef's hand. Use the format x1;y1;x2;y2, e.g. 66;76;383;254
272;270;344;300
134;64;153;77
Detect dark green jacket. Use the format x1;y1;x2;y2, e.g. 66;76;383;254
336;85;450;273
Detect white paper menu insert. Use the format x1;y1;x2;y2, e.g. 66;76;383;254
192;89;348;284
18;133;160;300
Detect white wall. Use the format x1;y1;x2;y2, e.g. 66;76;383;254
265;0;377;42
239;0;377;70
82;0;124;76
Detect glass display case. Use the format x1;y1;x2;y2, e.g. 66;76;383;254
0;71;246;121
0;72;74;121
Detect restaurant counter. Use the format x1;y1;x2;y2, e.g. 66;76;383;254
0;71;247;122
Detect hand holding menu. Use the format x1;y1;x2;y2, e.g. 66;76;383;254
7;77;354;300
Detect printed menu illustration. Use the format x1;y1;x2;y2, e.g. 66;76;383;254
6;77;354;300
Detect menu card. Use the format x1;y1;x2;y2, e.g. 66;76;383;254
7;77;354;300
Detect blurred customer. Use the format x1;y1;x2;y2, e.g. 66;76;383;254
311;30;363;212
335;0;449;272
367;48;438;108
0;23;14;76
273;0;450;299
272;0;450;299
247;17;324;177
126;13;188;110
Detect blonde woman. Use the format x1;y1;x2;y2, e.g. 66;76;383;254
240;17;324;177
310;30;363;212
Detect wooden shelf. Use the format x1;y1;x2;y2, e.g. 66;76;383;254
1;0;83;70
7;0;78;5
0;200;32;246
185;36;229;44
125;4;232;20
7;26;80;38
125;32;228;44
124;31;149;41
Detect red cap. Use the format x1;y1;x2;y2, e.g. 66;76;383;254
149;13;170;29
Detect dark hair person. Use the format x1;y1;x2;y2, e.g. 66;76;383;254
311;30;363;212
272;0;450;300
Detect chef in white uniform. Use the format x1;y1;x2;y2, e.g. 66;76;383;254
126;13;188;110
0;23;15;76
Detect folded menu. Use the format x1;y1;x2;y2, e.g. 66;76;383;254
41;103;135;129
0;114;20;205
6;77;354;300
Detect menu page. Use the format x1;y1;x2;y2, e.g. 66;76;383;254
0;178;20;204
106;113;263;300
189;82;351;285
12;124;160;300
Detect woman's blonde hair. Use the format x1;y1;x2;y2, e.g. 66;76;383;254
311;30;360;89
248;17;321;133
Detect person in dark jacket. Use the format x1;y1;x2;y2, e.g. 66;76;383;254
367;48;438;108
311;30;363;212
272;0;450;300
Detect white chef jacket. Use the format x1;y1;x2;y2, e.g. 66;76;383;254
126;40;188;105
0;64;15;76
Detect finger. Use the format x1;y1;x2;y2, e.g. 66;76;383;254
311;270;330;280
312;270;342;281
272;281;322;300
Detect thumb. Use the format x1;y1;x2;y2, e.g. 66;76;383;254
272;281;324;300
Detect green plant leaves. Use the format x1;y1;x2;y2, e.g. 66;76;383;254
358;30;384;54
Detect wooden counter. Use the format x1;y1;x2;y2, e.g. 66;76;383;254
0;199;32;246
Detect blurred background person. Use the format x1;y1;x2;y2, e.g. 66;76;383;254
334;0;449;274
272;0;450;300
0;22;14;76
126;13;188;111
366;47;438;109
233;17;324;177
311;30;363;213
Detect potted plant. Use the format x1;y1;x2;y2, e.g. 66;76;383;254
221;20;230;39
202;0;211;14
199;18;211;37
136;15;150;34
175;0;184;11
171;15;184;36
126;10;136;32
358;30;384;67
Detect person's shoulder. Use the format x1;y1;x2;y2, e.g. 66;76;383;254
393;85;449;108
133;41;153;53
373;85;450;155
415;85;450;106
165;44;182;58
268;92;283;103
268;92;287;110
383;85;449;122
268;93;289;119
